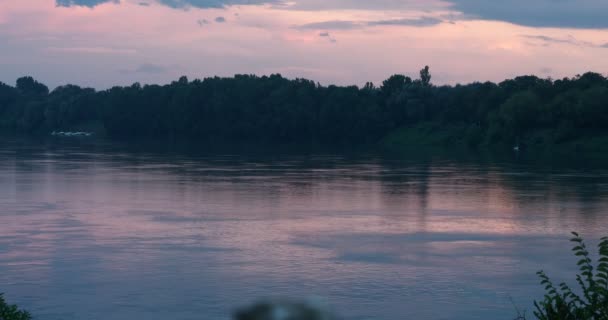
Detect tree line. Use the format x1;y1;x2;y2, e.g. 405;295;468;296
1;67;607;149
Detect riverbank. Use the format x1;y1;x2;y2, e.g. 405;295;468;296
382;122;608;156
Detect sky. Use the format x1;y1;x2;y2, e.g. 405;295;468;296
0;0;607;90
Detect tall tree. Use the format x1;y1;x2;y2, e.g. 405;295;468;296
420;66;432;87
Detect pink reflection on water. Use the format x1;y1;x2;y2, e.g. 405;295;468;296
1;144;607;319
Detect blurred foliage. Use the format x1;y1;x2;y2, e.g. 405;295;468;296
235;299;335;320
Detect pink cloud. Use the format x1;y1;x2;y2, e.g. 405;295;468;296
0;0;607;89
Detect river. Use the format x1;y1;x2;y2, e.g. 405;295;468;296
1;139;607;319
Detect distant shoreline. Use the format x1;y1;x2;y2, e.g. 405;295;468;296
1;69;607;154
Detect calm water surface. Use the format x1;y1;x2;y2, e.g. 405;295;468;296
1;139;607;320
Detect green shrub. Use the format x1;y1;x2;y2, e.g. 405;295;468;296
0;294;31;320
534;232;608;320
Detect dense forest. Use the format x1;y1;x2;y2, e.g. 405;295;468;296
1;67;607;151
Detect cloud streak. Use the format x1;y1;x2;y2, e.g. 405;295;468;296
367;16;443;27
296;20;360;30
56;0;282;9
318;31;337;43
135;63;167;73
296;16;443;30
158;0;281;9
55;0;117;7
46;46;137;54
522;34;608;48
118;63;168;74
280;0;445;11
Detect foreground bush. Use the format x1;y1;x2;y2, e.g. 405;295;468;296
235;299;336;320
534;232;608;320
0;294;31;320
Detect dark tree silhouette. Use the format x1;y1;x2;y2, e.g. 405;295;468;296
0;68;607;150
420;66;431;87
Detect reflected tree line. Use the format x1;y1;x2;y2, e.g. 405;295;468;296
1;67;608;149
41;136;608;219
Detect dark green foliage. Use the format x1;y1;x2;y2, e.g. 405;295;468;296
420;65;431;87
16;77;48;97
0;294;31;320
534;233;608;320
0;69;607;149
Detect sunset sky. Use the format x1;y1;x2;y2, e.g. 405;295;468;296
1;0;607;89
